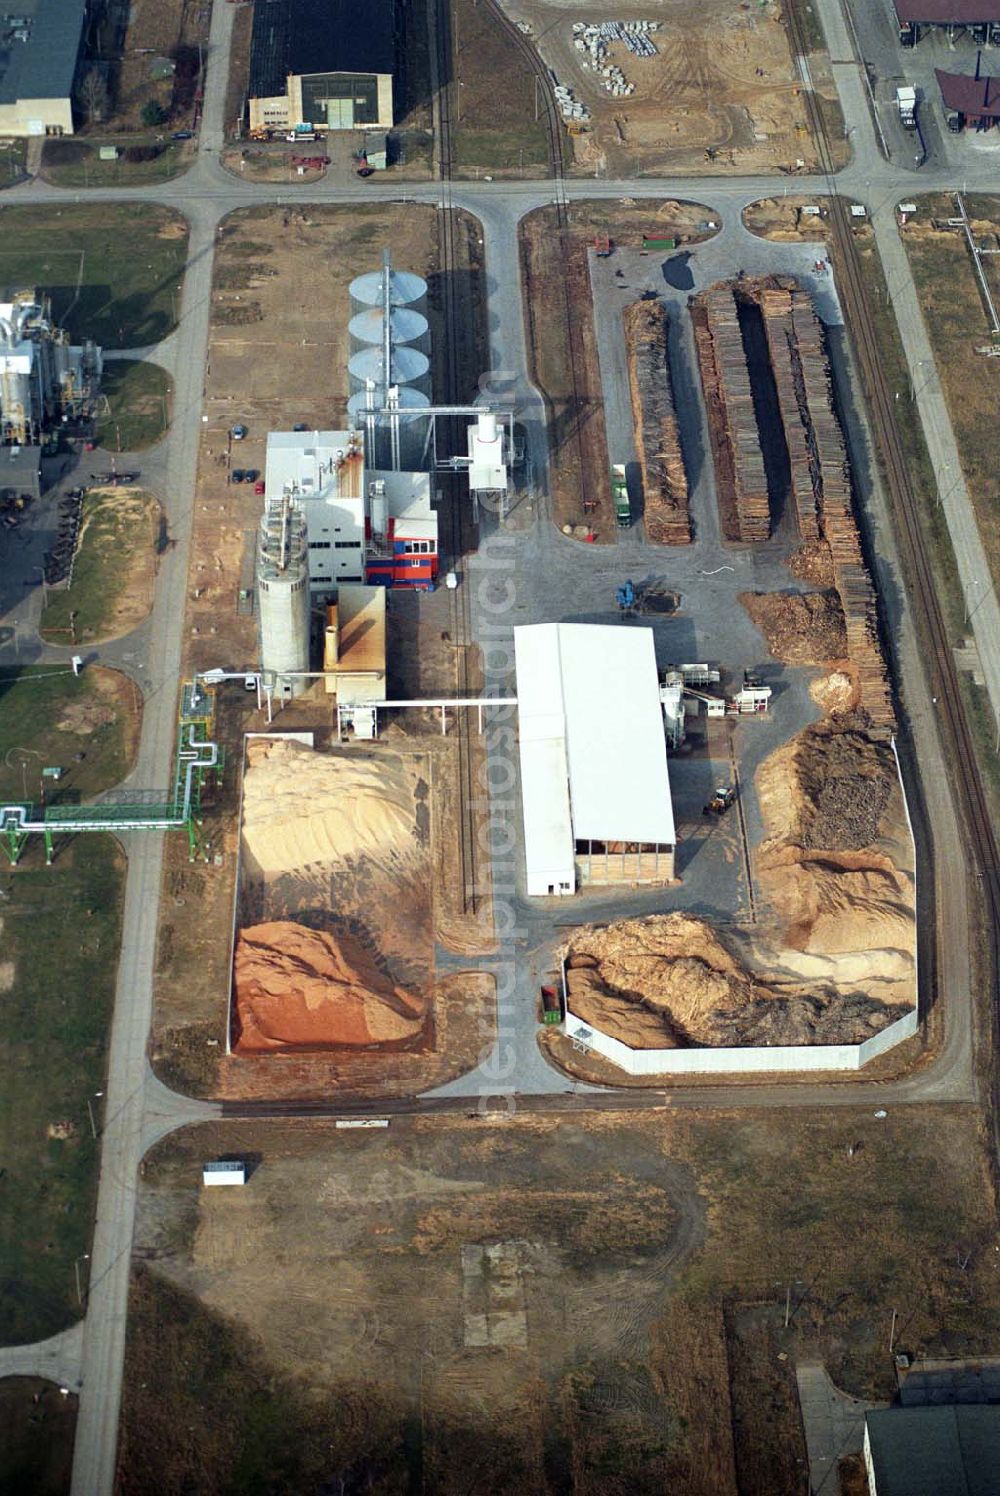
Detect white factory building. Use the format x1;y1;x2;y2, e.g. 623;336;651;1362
263;429;439;592
514;623;676;896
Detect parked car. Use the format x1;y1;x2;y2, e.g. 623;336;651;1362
231;468;245;483
254;480;265;495
172;129;194;140
232;423;247;441
243;469;259;483
293;422;308;432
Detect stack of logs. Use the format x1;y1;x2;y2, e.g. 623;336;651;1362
758;280;893;726
759;285;821;542
691;284;770;542
622;299;691;544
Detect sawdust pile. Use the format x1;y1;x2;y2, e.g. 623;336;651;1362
233;921;427;1053
810;667;860;715
565;913;905;1049
240;738;423;879
741;590;847;663
753;723;915;1004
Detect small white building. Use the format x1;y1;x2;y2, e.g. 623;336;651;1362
514;623;676;896
202;1160;246;1187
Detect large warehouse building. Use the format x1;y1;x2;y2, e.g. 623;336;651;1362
248;0;395;134
0;0;86;137
514;623;676;897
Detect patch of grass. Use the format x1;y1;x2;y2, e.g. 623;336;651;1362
0;140;26;186
40;489;159;645
902;200;1000;590
95;361;172;451
0;1378;77;1496
40;137;190;187
0;665;139;804
118;1268;409;1495
0;836;125;1342
453;0;553;177
0;203;188;347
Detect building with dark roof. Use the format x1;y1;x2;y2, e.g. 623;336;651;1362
864;1406;1000;1495
936;66;1000;126
894;0;1000;44
0;0;87;136
248;0;396;134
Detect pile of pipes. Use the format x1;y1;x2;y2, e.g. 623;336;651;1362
553;80;591;122
572;21;658;97
572;20;659;58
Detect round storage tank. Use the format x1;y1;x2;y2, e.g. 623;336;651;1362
349;268;427;316
348;307;430;355
348;386;431;471
348;344;431;398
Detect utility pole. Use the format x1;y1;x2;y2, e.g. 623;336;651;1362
74;1253;89;1305
889;1308;898;1355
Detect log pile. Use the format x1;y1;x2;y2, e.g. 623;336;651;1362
691;285;770;541
759;285;821;541
758;283;893;725
622;299;691;544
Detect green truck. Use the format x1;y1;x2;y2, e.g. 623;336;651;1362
612;463;630;528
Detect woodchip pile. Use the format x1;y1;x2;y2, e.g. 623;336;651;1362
622;299;690;543
691;284;770;541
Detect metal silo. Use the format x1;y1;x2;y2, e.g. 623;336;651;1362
348;384;431;471
349;265;427;318
256;497;311;698
348;343;431;398
348;306;430;356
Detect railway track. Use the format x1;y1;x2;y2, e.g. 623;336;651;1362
784;0;1000;1140
432;0;479;915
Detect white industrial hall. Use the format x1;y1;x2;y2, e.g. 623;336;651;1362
513;623;676;896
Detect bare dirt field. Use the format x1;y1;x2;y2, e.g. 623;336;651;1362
520;199;717;539
500;0;842;176
122;1105;1000;1493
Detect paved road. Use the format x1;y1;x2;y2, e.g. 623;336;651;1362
0;0;993;1486
797;1360;879;1494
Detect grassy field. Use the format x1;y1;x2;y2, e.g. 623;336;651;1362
95;362;172;452
40;489;160;645
0;835;126;1343
452;0;550;176
0;665;137;1343
40;138;191;188
901;198;1000;589
0;204;187;347
0;665;140;804
0;1379;77;1496
119;1106;999;1494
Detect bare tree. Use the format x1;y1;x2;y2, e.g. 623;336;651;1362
77;68;109;126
